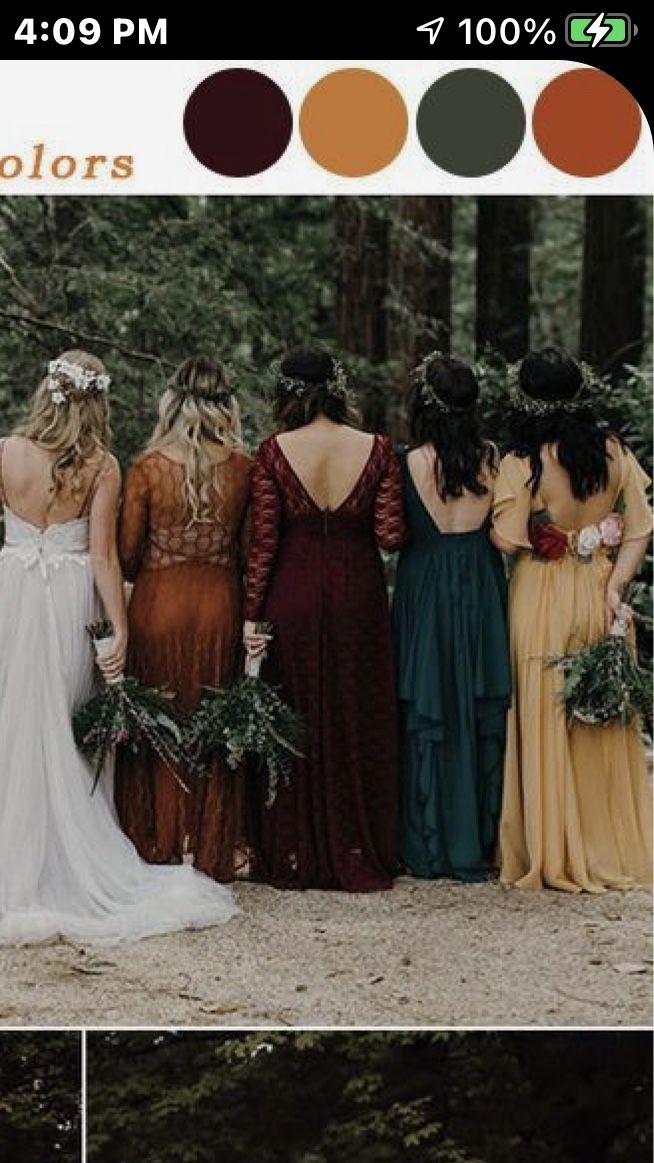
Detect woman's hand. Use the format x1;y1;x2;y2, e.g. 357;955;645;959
606;585;631;633
97;629;128;682
243;620;271;658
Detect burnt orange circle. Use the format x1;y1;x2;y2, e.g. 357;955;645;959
300;68;408;177
533;68;641;178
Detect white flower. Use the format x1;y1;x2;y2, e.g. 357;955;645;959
51;388;67;405
47;357;111;397
577;524;602;557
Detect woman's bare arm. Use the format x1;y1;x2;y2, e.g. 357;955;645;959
89;457;128;679
606;535;650;629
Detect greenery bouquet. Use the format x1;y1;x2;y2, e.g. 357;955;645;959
184;623;304;806
551;606;652;738
73;620;188;794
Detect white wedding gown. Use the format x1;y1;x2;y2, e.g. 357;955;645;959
0;506;238;944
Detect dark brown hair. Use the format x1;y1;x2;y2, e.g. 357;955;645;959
509;348;613;499
406;353;494;501
273;348;359;432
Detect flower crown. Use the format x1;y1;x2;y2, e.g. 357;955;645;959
272;356;349;400
507;360;592;416
412;350;470;414
47;358;111;406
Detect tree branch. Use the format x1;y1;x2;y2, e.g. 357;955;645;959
0;309;174;371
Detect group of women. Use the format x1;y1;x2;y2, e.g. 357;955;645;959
0;343;650;944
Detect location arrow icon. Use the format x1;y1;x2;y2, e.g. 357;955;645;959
417;16;445;44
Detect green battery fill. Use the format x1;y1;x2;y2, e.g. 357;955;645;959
567;15;630;44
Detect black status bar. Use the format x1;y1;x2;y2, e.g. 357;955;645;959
0;13;650;123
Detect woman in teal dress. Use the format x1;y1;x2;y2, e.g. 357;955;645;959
393;352;510;881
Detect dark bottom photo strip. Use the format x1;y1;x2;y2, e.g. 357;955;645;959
86;1029;652;1163
0;1031;81;1162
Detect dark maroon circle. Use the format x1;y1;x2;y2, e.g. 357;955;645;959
184;68;293;178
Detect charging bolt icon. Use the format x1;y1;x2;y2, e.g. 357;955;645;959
565;12;635;46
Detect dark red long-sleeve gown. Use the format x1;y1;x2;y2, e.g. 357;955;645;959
245;433;407;892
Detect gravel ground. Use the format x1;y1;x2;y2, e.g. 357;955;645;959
0;878;650;1029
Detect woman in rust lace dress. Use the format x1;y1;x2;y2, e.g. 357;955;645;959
116;357;251;881
244;349;407;892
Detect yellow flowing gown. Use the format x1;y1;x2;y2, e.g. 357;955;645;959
494;443;652;892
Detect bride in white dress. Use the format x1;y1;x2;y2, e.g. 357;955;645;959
0;349;238;943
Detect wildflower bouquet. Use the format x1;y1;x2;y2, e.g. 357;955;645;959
73;620;188;794
551;607;652;738
185;624;304;806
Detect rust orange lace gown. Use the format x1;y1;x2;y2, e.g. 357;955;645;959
245;434;407;892
116;449;251;881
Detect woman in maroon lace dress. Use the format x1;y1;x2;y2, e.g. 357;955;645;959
244;349;407;892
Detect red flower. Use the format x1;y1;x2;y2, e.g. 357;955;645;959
529;520;568;561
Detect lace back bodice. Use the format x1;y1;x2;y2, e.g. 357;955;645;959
2;507;90;577
119;450;252;580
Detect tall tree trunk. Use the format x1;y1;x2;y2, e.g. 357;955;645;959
389;195;452;365
580;196;646;378
476;197;531;360
336;197;390;429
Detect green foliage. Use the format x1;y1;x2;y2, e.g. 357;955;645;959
552;633;652;737
0;1033;80;1162
87;1032;652;1163
185;676;305;806
73;673;187;793
0;196;336;462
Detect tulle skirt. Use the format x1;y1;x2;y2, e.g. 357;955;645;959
0;534;237;944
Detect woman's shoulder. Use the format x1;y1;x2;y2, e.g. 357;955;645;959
497;451;532;487
130;449;160;472
96;450;120;476
499;449;529;470
228;447;254;477
255;434;279;460
371;431;397;459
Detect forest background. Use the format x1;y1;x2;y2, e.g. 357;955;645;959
1;194;651;633
87;1030;652;1163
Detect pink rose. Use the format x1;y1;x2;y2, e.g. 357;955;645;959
599;512;624;548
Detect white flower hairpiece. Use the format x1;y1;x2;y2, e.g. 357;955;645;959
47;357;111;405
507;360;592;416
413;350;469;414
272;357;349;400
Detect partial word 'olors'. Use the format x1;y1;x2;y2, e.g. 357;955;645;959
0;144;134;181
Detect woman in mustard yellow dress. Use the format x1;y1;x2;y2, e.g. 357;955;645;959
492;348;652;892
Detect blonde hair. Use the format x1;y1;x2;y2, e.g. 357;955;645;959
17;348;110;501
148;356;242;524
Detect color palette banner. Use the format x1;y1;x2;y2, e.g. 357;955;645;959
0;59;650;194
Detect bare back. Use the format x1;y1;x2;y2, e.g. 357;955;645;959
535;439;624;529
276;419;376;512
0;435;107;528
407;444;495;534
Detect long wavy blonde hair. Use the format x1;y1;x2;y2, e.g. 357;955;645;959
17;349;110;503
148;356;242;524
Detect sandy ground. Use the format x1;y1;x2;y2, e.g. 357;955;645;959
0;878;651;1029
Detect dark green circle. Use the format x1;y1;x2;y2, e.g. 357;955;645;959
417;69;526;178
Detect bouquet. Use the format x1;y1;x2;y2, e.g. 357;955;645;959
185;623;304;806
551;606;652;738
73;620;188;794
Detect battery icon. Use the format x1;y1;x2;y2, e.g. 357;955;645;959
565;12;635;47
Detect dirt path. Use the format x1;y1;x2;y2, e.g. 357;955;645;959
0;879;650;1028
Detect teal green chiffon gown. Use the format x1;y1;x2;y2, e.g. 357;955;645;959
392;452;511;881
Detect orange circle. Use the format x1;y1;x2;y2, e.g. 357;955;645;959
533;68;641;178
300;68;408;177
